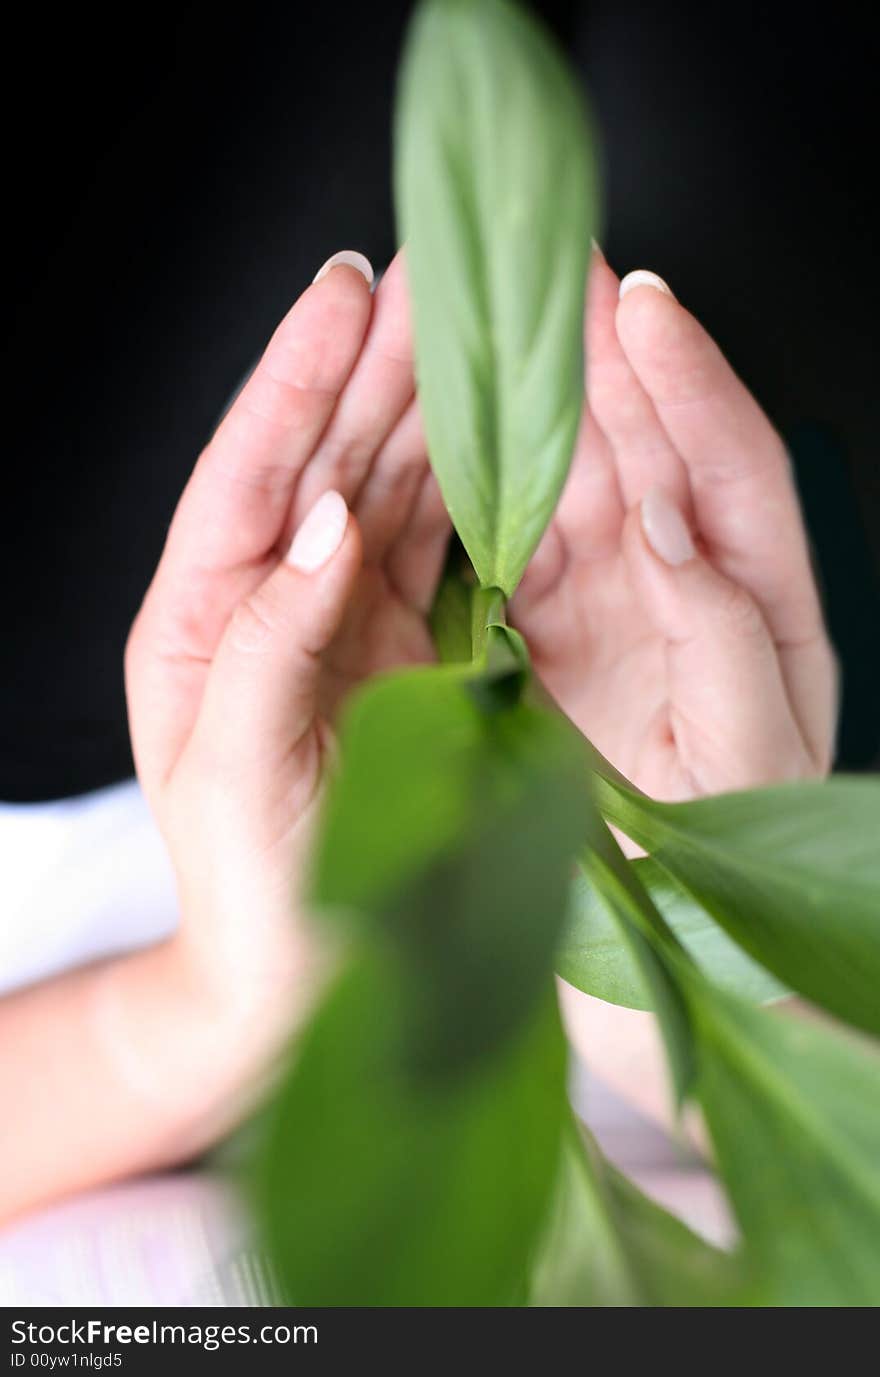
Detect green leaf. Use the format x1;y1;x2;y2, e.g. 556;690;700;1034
584;856;880;1306
257;950;567;1307
687;981;880;1305
529;1119;746;1307
395;0;600;595
578;817;697;1101
583;771;880;1302
312;665;592;1073
429;556;475;665
593;773;880;1039
558;857;788;1011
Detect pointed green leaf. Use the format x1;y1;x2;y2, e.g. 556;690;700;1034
529;1119;746;1307
559;857;788;1010
395;0;600;594
578;817;697;1101
257;951;567;1307
594;774;880;1039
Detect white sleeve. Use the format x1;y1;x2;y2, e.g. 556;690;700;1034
0;779;177;995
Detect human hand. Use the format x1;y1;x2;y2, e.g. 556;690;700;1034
513;251;837;1129
513;250;837;802
124;249;447;1122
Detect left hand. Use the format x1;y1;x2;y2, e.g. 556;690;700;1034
511;250;838;1128
512;249;836;801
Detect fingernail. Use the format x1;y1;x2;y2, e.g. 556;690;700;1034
641;488;695;566
619;269;675;301
287;491;349;573
312;250;374;287
591;237;605;262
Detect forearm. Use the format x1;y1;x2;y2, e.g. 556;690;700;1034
558;978;672;1124
0;932;301;1226
558;977;707;1153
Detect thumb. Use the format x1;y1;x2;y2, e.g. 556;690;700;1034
188;490;361;813
623;487;811;792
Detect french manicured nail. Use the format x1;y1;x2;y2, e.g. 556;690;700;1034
287;491;349;573
641;488;695;566
312;250;374;287
619;269;675;301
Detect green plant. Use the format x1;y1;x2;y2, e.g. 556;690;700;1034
253;0;880;1306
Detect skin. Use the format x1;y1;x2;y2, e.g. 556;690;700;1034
0;248;835;1221
514;252;836;1124
514;252;836;796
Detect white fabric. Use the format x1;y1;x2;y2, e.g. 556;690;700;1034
0;1175;276;1307
0;779;177;995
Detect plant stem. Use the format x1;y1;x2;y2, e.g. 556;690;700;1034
470;585;508;660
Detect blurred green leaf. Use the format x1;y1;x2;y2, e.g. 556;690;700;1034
258;950;567;1306
313;666;504;917
559;857;788;1010
593;774;880;1039
313;665;592;1072
687;981;880;1305
530;1120;746;1306
395;0;599;595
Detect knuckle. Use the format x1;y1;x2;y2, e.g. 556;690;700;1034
718;580;765;638
313;432;374;487
228;593;281;655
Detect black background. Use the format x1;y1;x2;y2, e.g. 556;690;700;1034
4;1;878;801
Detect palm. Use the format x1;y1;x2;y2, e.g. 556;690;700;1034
319;536;441;723
522;542;683;798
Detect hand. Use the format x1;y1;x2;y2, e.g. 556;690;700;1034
513;251;837;801
125;249;447;1122
512;251;837;1130
0;252;449;1222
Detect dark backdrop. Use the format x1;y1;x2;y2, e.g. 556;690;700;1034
4;1;878;801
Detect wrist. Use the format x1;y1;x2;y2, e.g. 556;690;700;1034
90;925;317;1161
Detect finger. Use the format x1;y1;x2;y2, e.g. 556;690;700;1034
352;398;431;562
127;259;373;798
293;249;416;524
515;404;621;623
552;248;625;561
162;257;373;601
615;271;825;648
384;467;451;614
511;519;569;622
186;491;361;819
585;252;691;512
624;488;815;795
